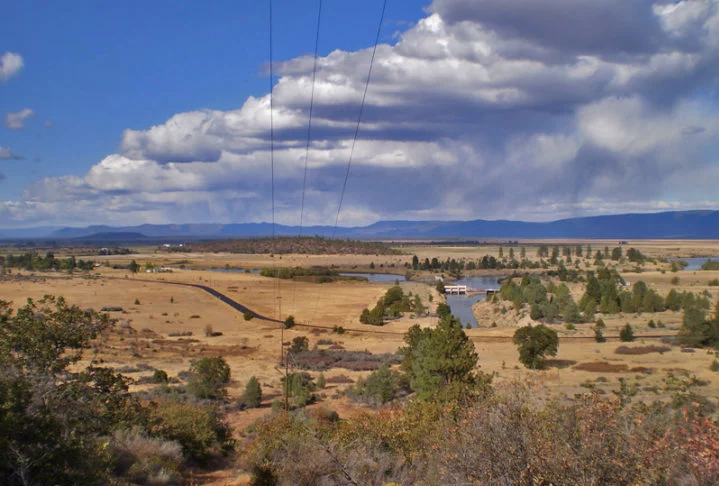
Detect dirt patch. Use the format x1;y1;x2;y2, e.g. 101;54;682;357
614;345;671;355
574;362;655;373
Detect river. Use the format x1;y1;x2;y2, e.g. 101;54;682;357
203;268;494;328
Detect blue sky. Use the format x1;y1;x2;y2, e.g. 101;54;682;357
2;0;719;229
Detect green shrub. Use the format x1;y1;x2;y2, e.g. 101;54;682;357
242;376;262;408
283;315;296;329
619;324;635;342
149;401;233;463
152;369;169;384
594;328;606;343
186;356;231;400
244;311;254;321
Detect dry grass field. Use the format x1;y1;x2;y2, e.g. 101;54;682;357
3;240;719;484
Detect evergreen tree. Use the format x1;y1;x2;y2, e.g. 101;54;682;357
619;324;635;342
243;376;262;408
400;315;481;401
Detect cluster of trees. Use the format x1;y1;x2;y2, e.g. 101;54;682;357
678;297;719;348
0;296;234;485
360;286;427;325
580;268;710;318
410;254;542;274
260;266;339;282
499;275;583;323
1;252;95;272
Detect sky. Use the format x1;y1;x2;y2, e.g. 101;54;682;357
1;0;719;229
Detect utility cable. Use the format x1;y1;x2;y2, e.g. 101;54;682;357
332;0;388;237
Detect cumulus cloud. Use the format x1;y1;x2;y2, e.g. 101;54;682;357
4;0;719;227
4;108;34;130
0;52;23;82
0;146;24;161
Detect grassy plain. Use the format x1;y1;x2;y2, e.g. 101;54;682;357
3;240;719;484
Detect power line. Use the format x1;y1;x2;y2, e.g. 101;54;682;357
332;0;388;237
298;0;323;236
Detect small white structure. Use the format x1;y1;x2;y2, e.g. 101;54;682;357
444;285;468;295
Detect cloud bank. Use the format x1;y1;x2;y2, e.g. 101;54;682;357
3;0;719;228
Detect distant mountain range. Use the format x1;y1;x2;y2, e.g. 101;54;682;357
1;210;719;240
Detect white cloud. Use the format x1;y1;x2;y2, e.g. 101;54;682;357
4;108;35;130
0;146;24;160
0;52;23;82
4;0;719;227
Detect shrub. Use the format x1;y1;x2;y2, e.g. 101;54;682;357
332;325;345;334
648;319;656;328
283;315;296;329
244;311;254;321
242;376;262;408
594;328;606;343
595;318;605;328
711;360;719;372
670;276;680;285
619;323;635;342
186;356;231;400
614;345;670;355
149;401;233;463
134;298;141;305
289;336;309;354
109;428;182;484
316;373;326;389
152;369;169;384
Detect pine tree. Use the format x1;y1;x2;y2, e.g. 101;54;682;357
243;376;262;408
400;315;480;401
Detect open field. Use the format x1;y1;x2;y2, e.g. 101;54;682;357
3;240;719;483
2;241;718;399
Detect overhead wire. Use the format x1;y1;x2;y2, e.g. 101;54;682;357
332;0;388;238
291;0;324;318
310;0;389;327
298;0;323;236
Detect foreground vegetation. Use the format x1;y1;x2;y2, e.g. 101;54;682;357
0;297;233;485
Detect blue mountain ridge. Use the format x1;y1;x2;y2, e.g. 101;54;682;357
1;210;717;239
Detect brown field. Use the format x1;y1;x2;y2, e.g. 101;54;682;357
3;239;719;483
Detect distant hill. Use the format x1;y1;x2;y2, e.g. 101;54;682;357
1;210;718;240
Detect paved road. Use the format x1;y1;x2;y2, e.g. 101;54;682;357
114;276;678;341
122;276;282;323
